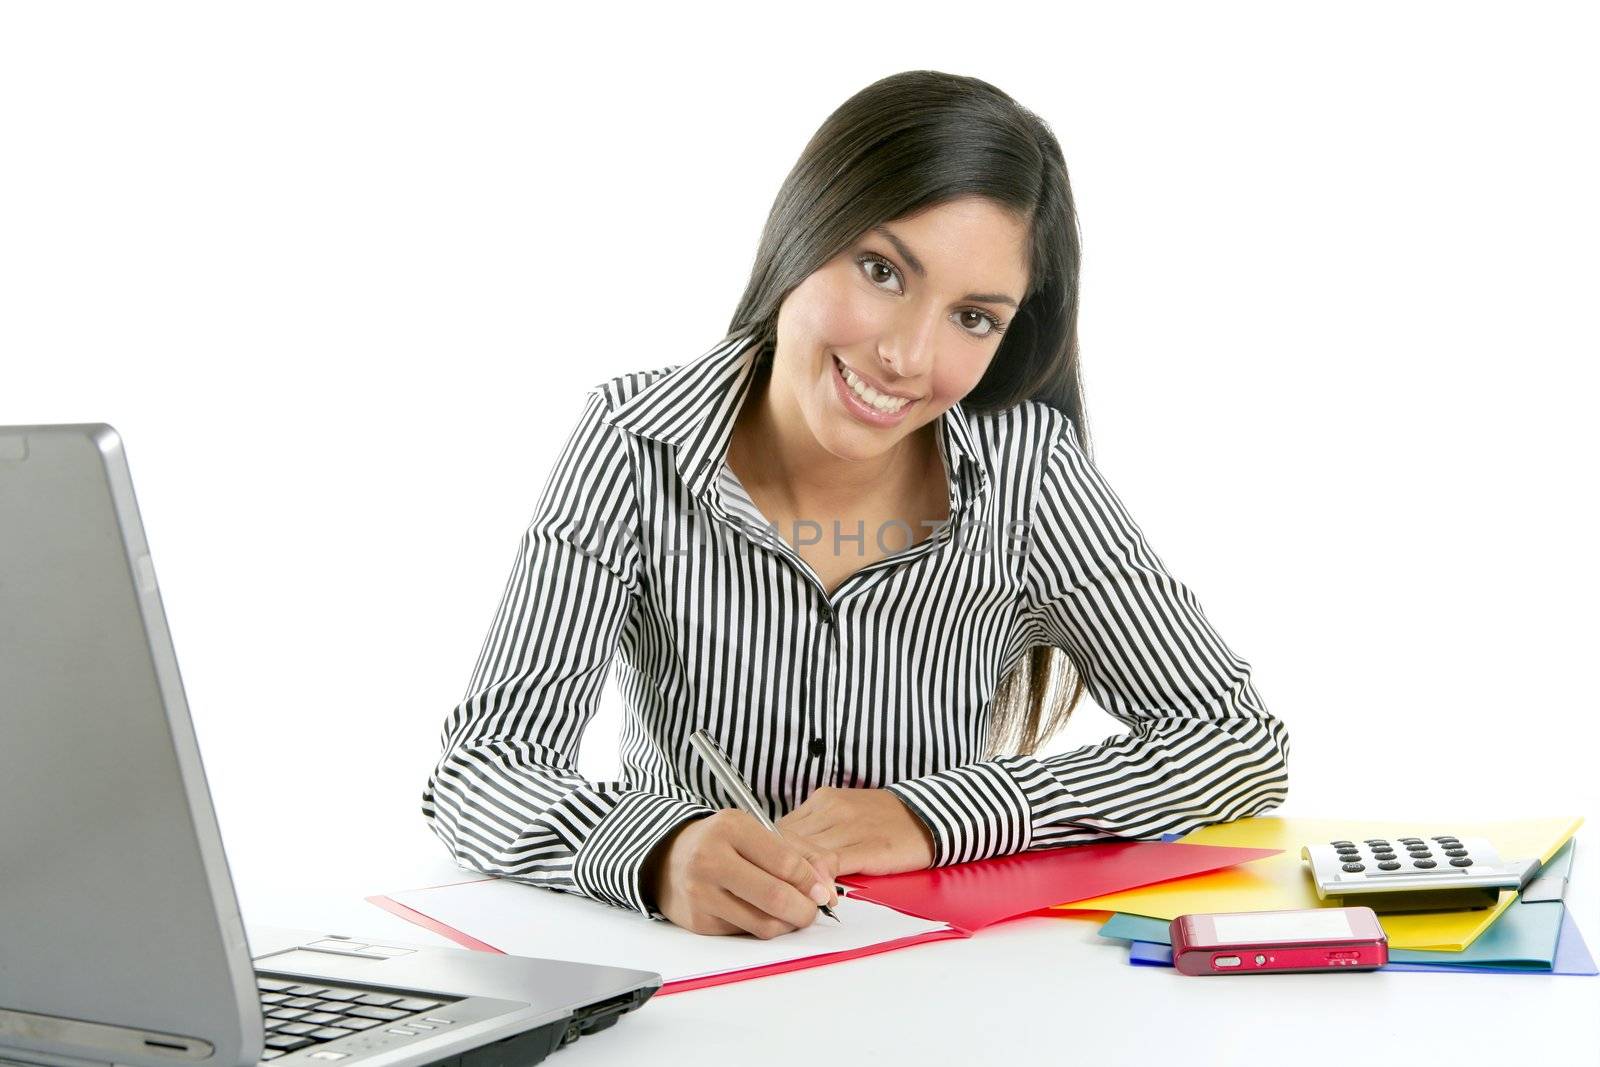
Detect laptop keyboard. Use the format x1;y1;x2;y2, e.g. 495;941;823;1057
255;975;459;1060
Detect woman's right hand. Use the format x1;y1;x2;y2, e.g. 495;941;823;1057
642;809;840;939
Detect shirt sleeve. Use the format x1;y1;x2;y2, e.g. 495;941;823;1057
885;417;1290;867
420;387;716;920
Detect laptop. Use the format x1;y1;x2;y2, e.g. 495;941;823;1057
0;423;663;1067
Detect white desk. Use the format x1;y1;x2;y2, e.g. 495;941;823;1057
231;826;1599;1066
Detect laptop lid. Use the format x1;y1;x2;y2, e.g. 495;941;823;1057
1;425;261;1067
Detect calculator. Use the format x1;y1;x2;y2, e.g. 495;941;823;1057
1301;834;1539;913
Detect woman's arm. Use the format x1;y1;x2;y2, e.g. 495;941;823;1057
420;389;715;919
885;417;1290;867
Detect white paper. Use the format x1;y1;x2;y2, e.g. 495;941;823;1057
383;877;957;983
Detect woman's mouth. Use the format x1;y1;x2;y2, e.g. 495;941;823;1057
831;353;915;427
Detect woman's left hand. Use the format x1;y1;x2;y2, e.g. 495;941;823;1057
775;787;936;877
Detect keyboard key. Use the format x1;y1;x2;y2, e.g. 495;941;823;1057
257;978;296;992
300;1013;339;1025
338;1017;382;1031
264;1035;314;1052
317;989;363;1002
286;985;331;997
385;1029;417;1037
278;1023;319;1036
391;997;443;1012
355;993;404;1007
261;1050;286;1060
347;1006;409;1022
260;992;290;1005
268;1009;309;1021
314;1000;355;1013
284;997;321;1009
311;1027;356;1041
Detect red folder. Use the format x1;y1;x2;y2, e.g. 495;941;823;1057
368;840;1278;995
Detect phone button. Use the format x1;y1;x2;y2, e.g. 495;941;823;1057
1213;955;1242;968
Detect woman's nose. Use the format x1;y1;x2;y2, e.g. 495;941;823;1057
878;315;938;379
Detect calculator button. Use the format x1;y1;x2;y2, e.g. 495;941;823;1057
1430;836;1458;843
1342;862;1366;872
1331;841;1354;848
1444;848;1468;857
1399;837;1423;845
1450;857;1474;867
1372;853;1396;862
1364;839;1389;846
1377;861;1401;870
1412;859;1438;868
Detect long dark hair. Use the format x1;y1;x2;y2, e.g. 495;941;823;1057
724;69;1090;760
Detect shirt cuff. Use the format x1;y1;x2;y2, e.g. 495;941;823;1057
885;758;1034;868
570;791;717;919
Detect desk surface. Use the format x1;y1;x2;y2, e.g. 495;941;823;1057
233;832;1599;1066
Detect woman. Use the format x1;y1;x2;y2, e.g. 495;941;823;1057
420;70;1290;940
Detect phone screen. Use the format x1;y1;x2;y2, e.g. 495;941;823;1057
1211;909;1354;943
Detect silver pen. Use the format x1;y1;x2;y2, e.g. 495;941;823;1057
687;728;840;923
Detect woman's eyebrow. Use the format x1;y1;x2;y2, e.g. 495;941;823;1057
869;224;1019;308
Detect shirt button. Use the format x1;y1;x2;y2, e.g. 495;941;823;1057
809;738;825;758
820;604;834;625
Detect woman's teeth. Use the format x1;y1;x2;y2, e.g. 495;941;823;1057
836;355;910;413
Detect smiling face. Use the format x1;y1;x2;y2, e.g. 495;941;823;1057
771;195;1032;463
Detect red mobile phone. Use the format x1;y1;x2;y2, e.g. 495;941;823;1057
1169;906;1388;976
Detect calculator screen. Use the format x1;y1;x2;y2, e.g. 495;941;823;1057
1212;910;1354;943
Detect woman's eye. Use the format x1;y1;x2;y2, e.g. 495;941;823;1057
957;309;1000;338
857;253;902;293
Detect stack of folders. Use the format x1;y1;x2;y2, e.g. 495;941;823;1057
1057;816;1597;976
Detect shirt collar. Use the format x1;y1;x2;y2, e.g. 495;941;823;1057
603;333;989;511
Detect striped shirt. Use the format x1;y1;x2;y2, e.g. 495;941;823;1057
421;333;1290;921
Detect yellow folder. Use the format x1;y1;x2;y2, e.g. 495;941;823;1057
1051;815;1582;951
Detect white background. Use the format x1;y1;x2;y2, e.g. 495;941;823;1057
3;3;1597;1060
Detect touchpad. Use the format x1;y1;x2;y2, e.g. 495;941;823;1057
257;947;391;969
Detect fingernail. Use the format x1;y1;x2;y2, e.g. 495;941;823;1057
809;882;830;905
